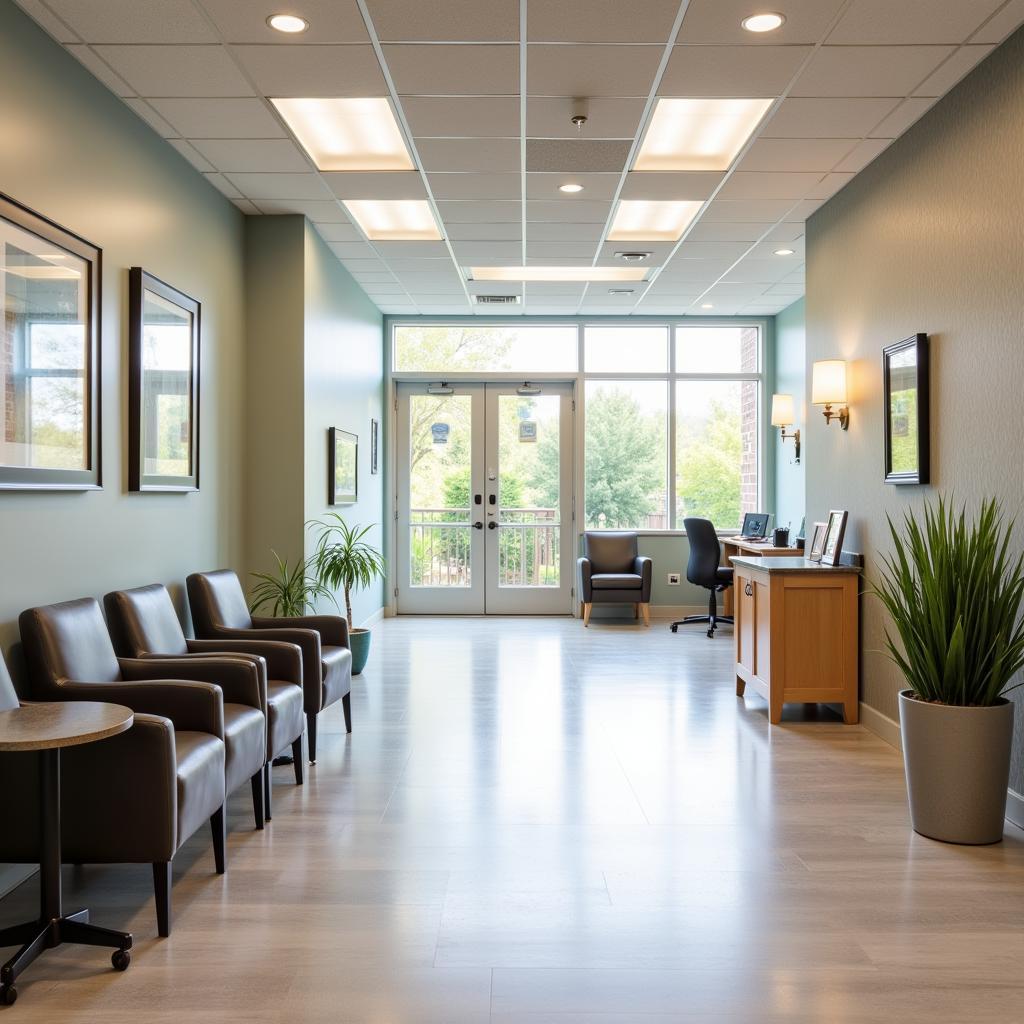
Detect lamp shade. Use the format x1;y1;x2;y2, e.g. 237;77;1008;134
811;360;848;405
770;393;794;427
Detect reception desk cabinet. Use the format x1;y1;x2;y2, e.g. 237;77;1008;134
730;556;861;724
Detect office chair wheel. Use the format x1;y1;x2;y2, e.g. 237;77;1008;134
670;624;678;633
707;628;715;638
0;984;17;1006
112;949;131;972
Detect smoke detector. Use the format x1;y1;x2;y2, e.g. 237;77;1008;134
615;251;651;262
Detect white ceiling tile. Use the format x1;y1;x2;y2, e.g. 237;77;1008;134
428;173;521;200
64;45;135;95
676;0;847;45
717;172;823;200
50;0;216;42
450;241;523;260
92;44;253;96
722;259;793;283
227;173;333;200
619;171;723;200
384;44;518;94
445;223;522;241
527;139;631;173
868;97;936;138
402;96;520;137
436;200;522;222
190;139;311;172
972;0;1024;42
467;281;524;295
763;223;806;243
148;98;286;138
787;198;827;219
379;304;419;312
827;0;1004;44
350;271;400;282
14;0;79;41
255;199;346;219
199;0;371;43
523;282;586;297
323;172;427;199
526;173;620;200
658;259;734;281
527;97;645;139
675;240;754;261
524;241;596;258
761;97;900;138
232;45;385;95
373;241;453;258
765;283;807;296
526;222;604;241
791;45;954;97
686;221;774;242
232;198;261;215
747;238;805;260
701;199;800;221
913;45;995;96
416;138;520;172
526;200;611;222
833;138;891;173
167;139;216;172
340;258;390;270
527;45;661;96
366;0;519;41
123;98;177;137
328;242;381;259
660;45;812;96
739;138;859;173
528;0;679;42
805;172;855;200
314;222;365;242
203;172;243;199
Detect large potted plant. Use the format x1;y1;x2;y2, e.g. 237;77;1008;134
874;497;1024;844
249;551;336;616
311;514;386;675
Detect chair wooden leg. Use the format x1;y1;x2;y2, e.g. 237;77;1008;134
641;603;651;627
342;691;352;734
307;712;318;765
582;603;592;627
291;737;304;784
210;807;226;874
152;862;171;938
264;762;272;821
250;771;265;830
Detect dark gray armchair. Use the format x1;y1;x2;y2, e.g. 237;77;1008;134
577;532;653;627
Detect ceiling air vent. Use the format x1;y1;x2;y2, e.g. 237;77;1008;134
475;294;521;305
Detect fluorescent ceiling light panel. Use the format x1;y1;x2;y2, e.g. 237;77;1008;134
633;98;774;172
608;200;703;241
342;199;442;240
471;266;648;282
271;97;414;171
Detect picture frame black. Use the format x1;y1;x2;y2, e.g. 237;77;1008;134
128;267;200;492
329;427;357;505
0;191;101;490
883;333;930;485
822;509;849;567
370;418;379;475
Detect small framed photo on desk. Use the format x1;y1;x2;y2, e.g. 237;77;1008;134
808;522;827;562
822;510;849;566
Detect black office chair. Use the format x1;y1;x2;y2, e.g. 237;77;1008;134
670;517;734;638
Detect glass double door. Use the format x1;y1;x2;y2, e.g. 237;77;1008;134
396;381;574;614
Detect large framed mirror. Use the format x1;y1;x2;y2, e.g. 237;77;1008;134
883;333;930;485
0;193;101;490
128;268;200;492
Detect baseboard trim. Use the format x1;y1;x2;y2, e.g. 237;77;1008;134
359;606;385;629
859;702;902;751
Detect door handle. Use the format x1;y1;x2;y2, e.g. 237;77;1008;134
472;521;483;530
488;521;498;530
744;582;753;596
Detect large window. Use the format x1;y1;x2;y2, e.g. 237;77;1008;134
394;324;578;373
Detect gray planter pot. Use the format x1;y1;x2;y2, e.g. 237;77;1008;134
899;690;1013;845
349;627;371;676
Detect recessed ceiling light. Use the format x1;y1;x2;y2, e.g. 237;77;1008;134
608;200;703;242
608;288;635;295
558;183;584;193
773;247;795;256
741;12;785;33
615;251;650;262
471;266;648;282
271;97;413;171
701;303;714;309
342;200;441;240
267;13;309;33
634;97;774;171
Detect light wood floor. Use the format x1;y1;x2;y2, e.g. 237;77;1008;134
3;615;1024;1022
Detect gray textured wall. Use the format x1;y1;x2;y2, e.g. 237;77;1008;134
773;298;806;536
805;26;1024;784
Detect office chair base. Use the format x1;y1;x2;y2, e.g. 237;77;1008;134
669;614;734;638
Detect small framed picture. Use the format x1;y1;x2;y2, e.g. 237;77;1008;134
329;427;357;505
883;333;929;485
822;509;849;567
370;418;379;475
808;522;828;562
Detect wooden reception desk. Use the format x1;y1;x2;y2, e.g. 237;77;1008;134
731;556;861;725
719;537;803;616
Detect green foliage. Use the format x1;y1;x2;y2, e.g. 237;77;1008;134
443;468;525;512
871;497;1024;706
249;551;336;618
310;513;387;628
677;399;742;529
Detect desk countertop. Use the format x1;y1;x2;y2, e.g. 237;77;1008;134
730;556;862;575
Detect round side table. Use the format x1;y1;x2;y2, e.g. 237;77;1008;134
0;701;134;1006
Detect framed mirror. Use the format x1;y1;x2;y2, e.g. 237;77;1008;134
128;268;200;492
329;427;357;505
883;333;929;485
0;192;101;490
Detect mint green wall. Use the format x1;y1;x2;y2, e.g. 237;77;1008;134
773;298;806;535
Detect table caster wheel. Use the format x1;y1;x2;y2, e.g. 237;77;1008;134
0;984;17;1006
112;949;131;971
670;624;678;633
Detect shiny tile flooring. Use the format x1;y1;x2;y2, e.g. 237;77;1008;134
4;616;1024;1021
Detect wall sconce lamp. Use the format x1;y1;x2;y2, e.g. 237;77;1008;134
811;359;850;430
770;394;801;463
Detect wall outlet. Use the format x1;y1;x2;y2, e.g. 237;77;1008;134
667;572;681;585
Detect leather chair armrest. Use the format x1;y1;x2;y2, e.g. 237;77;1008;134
128;653;265;712
87;674;225;739
577;557;593;603
252;614;349;649
186;638;302;690
634;555;653;603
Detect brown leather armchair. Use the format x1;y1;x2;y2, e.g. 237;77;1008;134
105;583;305;821
17;598;230;936
577;531;653;627
187;570;352;765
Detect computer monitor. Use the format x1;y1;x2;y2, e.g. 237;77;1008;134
740;512;771;539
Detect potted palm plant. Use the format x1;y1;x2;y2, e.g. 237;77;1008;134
249;551;336;616
874;497;1024;844
311;514;386;675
